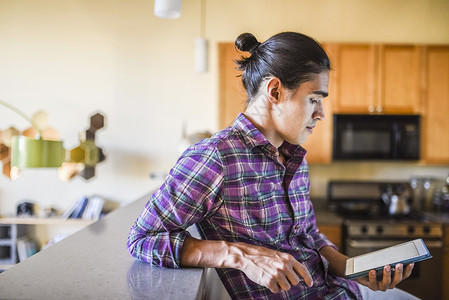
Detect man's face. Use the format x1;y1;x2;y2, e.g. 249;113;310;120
274;71;329;145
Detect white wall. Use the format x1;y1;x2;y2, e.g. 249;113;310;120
1;0;449;215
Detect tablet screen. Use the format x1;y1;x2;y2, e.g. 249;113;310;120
353;241;419;273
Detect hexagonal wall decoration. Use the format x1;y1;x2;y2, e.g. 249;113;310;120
58;112;106;181
0;110;106;181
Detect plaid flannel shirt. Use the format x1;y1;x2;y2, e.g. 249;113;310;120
128;113;361;300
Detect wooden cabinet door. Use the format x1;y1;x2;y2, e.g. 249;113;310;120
317;224;342;251
218;43;247;130
330;43;423;114
379;45;423;114
330;44;379;113
423;46;449;163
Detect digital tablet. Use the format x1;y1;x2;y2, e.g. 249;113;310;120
344;239;432;279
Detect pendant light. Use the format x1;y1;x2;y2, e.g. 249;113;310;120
194;0;207;73
154;0;182;19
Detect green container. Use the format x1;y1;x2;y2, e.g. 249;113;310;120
11;136;65;168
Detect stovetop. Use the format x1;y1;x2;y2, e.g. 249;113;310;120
338;208;425;222
328;180;422;222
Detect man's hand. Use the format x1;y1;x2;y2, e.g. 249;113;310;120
232;243;313;293
356;263;414;291
318;245;415;292
180;237;313;294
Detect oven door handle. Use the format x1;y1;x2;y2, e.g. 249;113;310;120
347;240;443;249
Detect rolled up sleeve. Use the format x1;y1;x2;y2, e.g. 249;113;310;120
127;146;223;268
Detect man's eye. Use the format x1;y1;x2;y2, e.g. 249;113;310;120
310;98;318;104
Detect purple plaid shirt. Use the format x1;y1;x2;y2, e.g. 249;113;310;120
128;113;361;299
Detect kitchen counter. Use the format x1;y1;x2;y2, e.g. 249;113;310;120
0;194;205;300
424;211;449;224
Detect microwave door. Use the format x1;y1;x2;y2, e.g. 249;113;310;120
395;122;421;159
392;123;400;158
334;118;393;159
333;114;421;160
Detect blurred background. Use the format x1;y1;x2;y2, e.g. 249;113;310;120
0;0;448;216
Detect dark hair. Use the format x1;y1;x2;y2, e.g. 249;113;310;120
234;32;331;101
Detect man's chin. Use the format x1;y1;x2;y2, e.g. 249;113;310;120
298;134;311;145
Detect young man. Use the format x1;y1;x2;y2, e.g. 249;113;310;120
128;32;416;299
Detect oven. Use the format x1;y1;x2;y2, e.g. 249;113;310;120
328;181;444;300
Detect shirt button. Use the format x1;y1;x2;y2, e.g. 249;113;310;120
294;224;300;230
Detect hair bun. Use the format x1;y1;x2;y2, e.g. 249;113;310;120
235;33;260;53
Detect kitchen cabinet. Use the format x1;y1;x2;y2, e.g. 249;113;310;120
218;43;247;130
317;224;342;251
422;46;449;164
218;43;333;164
325;43;378;113
379;45;423;114
327;43;422;114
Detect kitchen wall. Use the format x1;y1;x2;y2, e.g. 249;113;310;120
0;0;448;215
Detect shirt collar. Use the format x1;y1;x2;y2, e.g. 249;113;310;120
280;140;307;159
233;113;307;158
233;113;271;150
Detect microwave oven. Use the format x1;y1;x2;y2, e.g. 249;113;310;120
333;114;420;160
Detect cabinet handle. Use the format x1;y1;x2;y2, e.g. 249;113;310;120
376;105;383;113
369;105;375;113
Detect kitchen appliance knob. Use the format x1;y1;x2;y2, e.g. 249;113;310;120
376;226;384;234
361;226;368;234
423;226;431;234
407;226;415;234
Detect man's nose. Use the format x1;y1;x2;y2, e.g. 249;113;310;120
313;102;325;120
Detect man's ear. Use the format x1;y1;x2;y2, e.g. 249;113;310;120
266;77;282;104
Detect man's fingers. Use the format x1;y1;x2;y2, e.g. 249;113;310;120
368;270;378;291
275;274;292;292
390;264;403;288
264;264;294;293
292;261;313;287
285;264;301;286
266;278;280;294
404;263;414;279
379;265;392;291
358;263;415;293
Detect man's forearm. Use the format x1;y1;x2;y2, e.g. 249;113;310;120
180;236;238;268
180;236;272;269
319;245;348;278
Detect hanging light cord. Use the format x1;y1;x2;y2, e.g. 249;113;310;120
200;0;206;37
0;99;42;137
